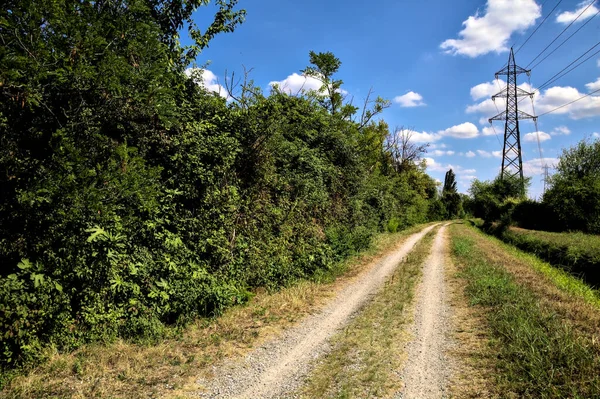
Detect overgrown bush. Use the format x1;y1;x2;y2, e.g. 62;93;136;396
465;174;530;223
542;139;600;234
0;0;438;370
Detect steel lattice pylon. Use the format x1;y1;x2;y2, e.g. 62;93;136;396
489;48;537;189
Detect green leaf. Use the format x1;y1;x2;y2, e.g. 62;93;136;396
17;259;32;270
86;226;107;243
31;273;44;288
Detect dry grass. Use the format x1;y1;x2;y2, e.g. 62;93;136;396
446;224;498;399
296;226;439;399
463;224;600;337
0;223;433;399
449;222;600;398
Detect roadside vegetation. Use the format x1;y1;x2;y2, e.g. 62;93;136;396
450;223;600;398
0;225;432;399
464;137;600;235
0;0;444;378
478;222;600;288
462;138;600;292
298;227;439;399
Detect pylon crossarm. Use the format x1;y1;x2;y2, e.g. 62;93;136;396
489;110;535;121
495;65;531;76
492;86;534;99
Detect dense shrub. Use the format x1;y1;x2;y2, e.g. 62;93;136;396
543;140;600;234
511;200;556;231
465;174;530;223
0;0;438;369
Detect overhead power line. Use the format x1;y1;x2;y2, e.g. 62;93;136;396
538;45;600;90
515;0;565;55
512;39;600;109
526;0;598;68
530;8;600;70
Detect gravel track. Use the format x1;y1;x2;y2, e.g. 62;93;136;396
398;224;452;399
193;224;438;399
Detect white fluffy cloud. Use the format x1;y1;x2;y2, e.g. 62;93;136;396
394;91;426;107
586;77;600;91
470;79;506;100
482;126;498;136
556;1;600;24
466;98;503;115
493;150;502;158
268;73;323;94
551;126;571;135
535;85;600;119
467;80;535;115
432;150;456;156
440;122;479;139
440;0;541;57
406;130;442;143
467;79;600;120
406;122;480;143
269;73;350;96
523;131;552;142
185;68;228;98
465;151;476;158
475;149;496;158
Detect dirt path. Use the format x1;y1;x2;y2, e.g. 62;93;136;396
398;224;452;398
194;224;438;399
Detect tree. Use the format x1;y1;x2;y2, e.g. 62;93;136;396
543;138;600;233
384;127;429;173
0;0;246;367
441;169;461;219
443;169;457;194
302;51;348;116
466;174;531;221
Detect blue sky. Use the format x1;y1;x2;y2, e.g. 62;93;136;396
186;0;600;198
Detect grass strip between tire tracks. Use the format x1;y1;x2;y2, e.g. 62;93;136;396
297;226;439;399
450;223;600;398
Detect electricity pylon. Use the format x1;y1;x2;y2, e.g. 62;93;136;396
489;47;536;193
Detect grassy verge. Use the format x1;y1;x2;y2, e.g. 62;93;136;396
450;223;600;398
0;223;434;399
297;226;439;398
477;221;600;288
471;221;600;308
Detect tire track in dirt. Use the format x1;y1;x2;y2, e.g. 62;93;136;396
194;224;439;399
398;224;452;399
